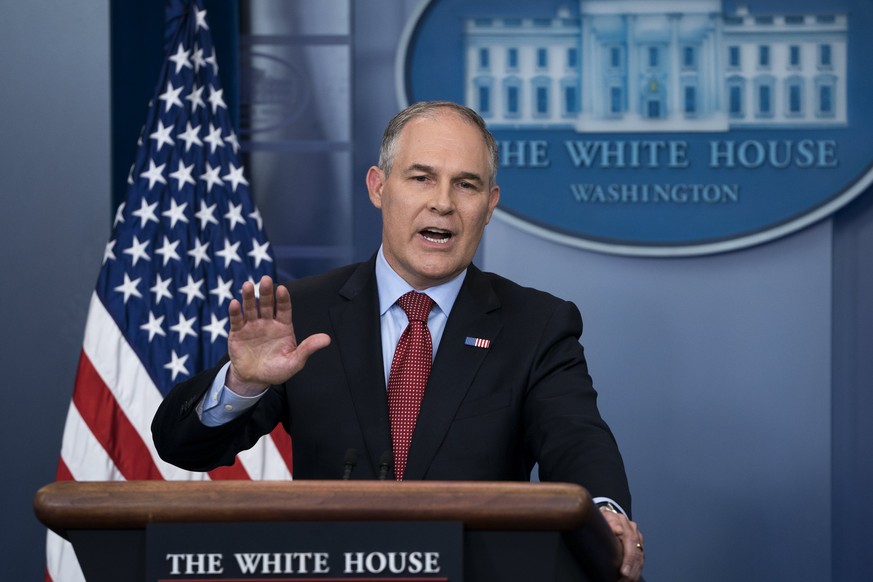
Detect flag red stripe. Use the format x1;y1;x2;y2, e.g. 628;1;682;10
208;460;251;480
71;351;164;480
207;426;293;479
55;458;73;482
270;424;294;474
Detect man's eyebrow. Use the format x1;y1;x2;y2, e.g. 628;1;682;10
404;163;484;184
405;163;436;175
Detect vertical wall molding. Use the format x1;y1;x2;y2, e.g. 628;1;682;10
831;184;873;581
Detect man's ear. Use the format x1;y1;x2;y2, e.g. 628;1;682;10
366;166;385;209
485;185;500;224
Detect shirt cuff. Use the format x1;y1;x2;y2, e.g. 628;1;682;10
593;496;628;518
198;361;269;427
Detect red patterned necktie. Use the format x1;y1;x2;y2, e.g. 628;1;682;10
387;291;435;481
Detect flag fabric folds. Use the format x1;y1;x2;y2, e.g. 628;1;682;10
46;1;292;579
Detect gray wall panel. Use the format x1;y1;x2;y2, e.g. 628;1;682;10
0;1;110;579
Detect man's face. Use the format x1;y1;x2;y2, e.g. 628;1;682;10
366;112;500;290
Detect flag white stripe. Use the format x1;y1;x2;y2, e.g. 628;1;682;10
50;404;114;582
46;531;85;582
59;401;124;481
81;292;209;481
237;431;293;480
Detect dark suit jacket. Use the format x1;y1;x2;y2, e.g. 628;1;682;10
152;258;632;514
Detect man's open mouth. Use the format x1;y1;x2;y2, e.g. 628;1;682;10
421;228;452;244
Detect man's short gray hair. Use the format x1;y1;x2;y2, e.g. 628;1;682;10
378;101;499;187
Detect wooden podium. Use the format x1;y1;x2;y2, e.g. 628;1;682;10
35;480;618;581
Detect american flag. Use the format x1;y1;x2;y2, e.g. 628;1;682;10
465;336;491;349
45;1;292;580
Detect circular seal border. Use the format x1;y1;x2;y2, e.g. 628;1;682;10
395;0;873;257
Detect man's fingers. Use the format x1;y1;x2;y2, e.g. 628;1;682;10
275;284;293;326
294;333;332;364
258;275;276;316
619;523;644;581
600;510;644;581
228;299;244;332
620;543;644;581
238;276;279;323
600;509;625;537
240;280;259;321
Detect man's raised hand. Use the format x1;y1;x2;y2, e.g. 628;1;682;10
225;275;330;395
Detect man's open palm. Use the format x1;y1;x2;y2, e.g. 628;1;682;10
226;276;330;395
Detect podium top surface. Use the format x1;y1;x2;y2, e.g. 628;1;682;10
34;480;594;538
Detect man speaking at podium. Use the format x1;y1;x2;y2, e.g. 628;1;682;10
153;101;644;580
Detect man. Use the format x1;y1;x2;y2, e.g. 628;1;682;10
152;101;644;580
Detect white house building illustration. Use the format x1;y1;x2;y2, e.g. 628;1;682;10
464;0;847;132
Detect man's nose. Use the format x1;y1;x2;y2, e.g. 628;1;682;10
429;182;454;214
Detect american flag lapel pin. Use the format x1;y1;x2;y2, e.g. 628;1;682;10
465;336;491;349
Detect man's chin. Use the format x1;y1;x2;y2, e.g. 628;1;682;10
408;261;466;288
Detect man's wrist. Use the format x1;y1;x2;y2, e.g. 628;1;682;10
199;362;268;427
226;364;268;396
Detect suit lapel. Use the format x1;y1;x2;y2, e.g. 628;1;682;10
404;266;502;480
329;260;393;474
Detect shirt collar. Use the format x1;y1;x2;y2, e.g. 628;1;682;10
375;246;466;318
